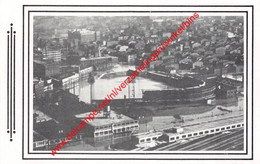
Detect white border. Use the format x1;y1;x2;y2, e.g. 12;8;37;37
23;6;253;159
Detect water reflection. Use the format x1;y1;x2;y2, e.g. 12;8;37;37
63;132;133;151
69;73;174;104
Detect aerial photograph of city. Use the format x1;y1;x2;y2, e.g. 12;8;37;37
32;15;245;152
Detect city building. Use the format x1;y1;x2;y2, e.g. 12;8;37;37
80;29;96;43
34;78;45;99
52;72;79;90
34;60;61;78
193;60;204;69
215;82;237;98
80;56;118;71
75;109;139;138
79;66;93;80
44;77;54;92
43;47;62;62
68;30;81;49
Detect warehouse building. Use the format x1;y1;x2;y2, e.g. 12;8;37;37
163;116;244;143
75;108;139;138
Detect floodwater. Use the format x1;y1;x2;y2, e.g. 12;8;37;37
64;65;244;151
69;65;173;104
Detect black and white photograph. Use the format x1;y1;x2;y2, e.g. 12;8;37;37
32;14;245;153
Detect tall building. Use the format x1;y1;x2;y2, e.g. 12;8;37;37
43;48;62;62
95;31;101;41
68;30;81;49
34;78;45;99
80;29;96;43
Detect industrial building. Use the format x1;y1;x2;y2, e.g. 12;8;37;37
163;115;243;143
52;72;79;90
75;108;139;138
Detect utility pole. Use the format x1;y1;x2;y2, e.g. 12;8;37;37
88;72;95;104
146;119;148;132
78;65;81;96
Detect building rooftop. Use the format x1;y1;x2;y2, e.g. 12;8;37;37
165;115;243;137
75;110;135;127
33;131;47;142
34;60;46;65
80;56;117;62
133;131;163;139
51;72;78;80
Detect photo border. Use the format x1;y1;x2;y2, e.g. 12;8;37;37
22;5;254;160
